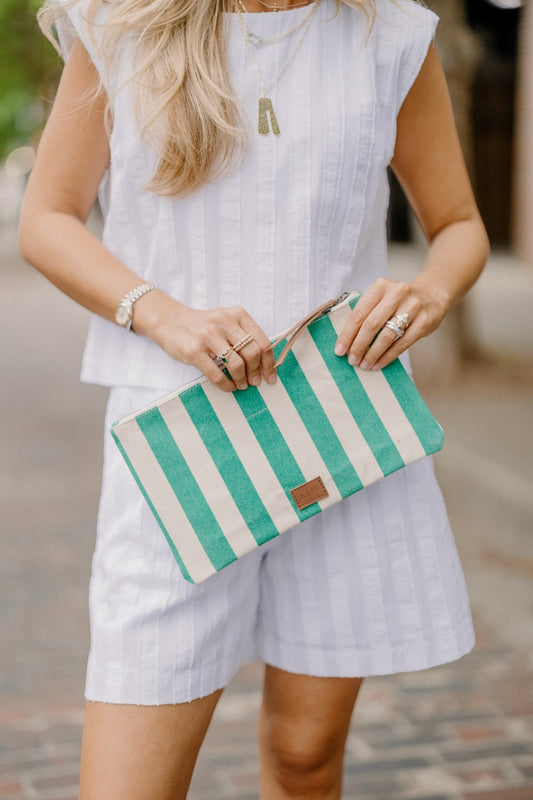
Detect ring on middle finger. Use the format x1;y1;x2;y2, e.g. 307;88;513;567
232;333;254;354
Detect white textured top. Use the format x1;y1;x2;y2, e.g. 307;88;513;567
56;0;438;390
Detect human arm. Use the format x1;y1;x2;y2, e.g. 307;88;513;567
334;44;490;370
18;40;276;392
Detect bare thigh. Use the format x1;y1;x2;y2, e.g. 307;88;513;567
79;690;222;800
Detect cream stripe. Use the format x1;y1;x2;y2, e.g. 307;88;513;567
257;379;343;510
158;400;259;558
293;326;385;487
114;421;214;583
355;369;427;462
202;383;301;532
328;311;427;463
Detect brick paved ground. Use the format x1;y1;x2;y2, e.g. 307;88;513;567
2;240;533;799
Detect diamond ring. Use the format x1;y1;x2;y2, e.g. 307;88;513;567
384;313;411;340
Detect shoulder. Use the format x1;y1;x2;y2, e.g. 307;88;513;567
366;1;440;120
371;0;438;41
48;0;110;54
48;0;115;88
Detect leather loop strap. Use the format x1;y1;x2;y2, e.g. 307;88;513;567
267;297;339;368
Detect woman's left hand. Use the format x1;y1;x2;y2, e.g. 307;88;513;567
334;277;447;371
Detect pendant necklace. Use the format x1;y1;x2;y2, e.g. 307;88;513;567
234;0;322;136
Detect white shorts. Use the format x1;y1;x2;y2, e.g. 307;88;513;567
85;386;475;705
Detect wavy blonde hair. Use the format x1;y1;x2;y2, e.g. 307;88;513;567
39;0;378;196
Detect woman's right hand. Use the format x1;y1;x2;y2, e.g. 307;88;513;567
133;292;277;392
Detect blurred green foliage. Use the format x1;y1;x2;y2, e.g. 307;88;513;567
0;0;62;159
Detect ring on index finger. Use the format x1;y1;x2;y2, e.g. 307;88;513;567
219;346;234;365
214;347;233;368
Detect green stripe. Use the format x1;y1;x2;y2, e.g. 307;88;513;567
136;408;238;571
382;360;444;455
180;388;279;546
274;351;364;497
308;316;406;474
234;388;321;520
111;427;194;583
348;292;443;455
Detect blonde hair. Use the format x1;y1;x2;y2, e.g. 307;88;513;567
39;0;378;197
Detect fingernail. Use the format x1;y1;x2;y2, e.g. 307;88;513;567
249;375;260;386
360;360;370;370
266;373;277;385
334;343;345;356
348;354;358;367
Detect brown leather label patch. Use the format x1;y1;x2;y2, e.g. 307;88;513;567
290;476;329;511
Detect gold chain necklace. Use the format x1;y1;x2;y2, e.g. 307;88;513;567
242;0;313;13
234;0;322;136
235;0;319;46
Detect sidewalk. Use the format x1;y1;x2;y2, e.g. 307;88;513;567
2;235;533;799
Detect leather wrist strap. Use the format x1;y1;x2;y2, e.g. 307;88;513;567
268;294;351;368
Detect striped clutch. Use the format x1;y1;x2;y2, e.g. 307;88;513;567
111;291;443;583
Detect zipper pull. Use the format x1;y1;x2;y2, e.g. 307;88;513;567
325;290;361;313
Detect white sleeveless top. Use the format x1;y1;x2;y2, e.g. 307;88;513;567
55;0;438;390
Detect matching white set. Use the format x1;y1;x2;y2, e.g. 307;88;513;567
54;0;475;705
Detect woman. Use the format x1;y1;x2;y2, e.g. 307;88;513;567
19;0;489;797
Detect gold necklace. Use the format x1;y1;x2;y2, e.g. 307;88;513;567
234;0;322;136
244;0;312;12
235;0;319;46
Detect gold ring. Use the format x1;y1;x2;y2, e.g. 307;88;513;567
232;333;254;353
217;347;234;365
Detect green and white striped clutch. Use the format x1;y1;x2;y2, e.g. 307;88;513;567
111;291;443;583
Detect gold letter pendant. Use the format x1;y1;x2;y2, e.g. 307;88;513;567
258;97;280;136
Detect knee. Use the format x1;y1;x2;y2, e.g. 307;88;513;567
260;723;344;795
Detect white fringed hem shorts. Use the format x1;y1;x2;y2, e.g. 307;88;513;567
85;386;475;705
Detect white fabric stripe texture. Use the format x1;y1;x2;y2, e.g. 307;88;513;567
111;292;444;584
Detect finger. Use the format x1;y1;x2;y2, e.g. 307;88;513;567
210;333;249;389
197;353;235;393
358;325;405;369
223;348;249;390
336;281;411;363
355;304;418;368
228;329;264;387
334;290;382;356
359;313;422;371
237;313;277;384
259;345;277;384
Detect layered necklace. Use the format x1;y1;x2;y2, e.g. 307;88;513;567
250;0;313;10
234;0;322;136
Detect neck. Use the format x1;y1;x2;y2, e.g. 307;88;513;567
237;0;313;10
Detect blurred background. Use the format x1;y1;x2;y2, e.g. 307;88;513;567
1;2;532;799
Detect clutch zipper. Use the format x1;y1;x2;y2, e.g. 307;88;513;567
113;290;363;426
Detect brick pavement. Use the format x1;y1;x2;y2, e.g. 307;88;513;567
1;645;532;799
2;245;533;799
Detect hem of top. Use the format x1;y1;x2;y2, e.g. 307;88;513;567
80;369;202;393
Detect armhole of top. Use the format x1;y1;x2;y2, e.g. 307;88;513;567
395;6;439;115
53;1;107;88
